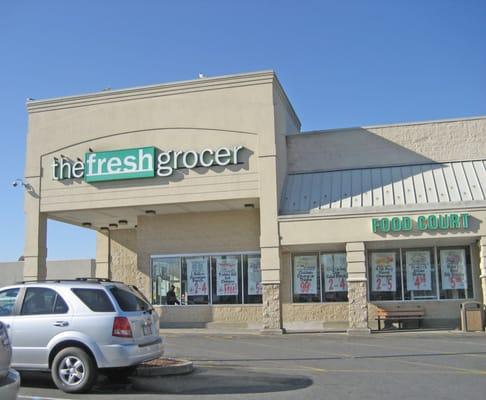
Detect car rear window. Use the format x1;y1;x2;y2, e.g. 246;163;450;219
72;288;115;312
109;286;151;312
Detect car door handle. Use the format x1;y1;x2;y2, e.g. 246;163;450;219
53;321;69;327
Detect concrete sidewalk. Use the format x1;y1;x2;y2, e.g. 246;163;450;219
159;327;486;337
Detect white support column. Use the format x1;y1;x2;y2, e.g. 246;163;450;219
261;247;283;334
23;177;47;281
259;142;284;334
95;230;110;279
346;242;371;334
259;153;284;334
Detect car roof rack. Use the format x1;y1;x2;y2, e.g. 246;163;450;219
75;277;113;282
14;277;115;284
15;279;64;284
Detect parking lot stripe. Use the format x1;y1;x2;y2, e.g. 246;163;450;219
18;396;73;400
392;358;486;375
197;362;481;376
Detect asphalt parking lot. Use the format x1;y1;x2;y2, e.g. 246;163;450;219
18;330;486;400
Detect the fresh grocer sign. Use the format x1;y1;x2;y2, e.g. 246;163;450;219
372;213;470;234
51;146;244;182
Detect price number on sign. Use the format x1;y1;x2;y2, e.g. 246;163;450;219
376;277;393;290
414;274;426;289
327;278;346;291
193;282;207;295
223;284;237;295
300;281;311;293
256;282;262;295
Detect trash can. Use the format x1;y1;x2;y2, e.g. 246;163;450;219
460;302;484;332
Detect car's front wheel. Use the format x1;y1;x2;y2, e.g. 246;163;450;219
51;347;97;393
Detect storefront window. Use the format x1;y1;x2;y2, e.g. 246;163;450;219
292;253;321;303
368;246;474;302
182;256;210;305
151;253;261;305
291;252;349;303
151;257;180;305
402;248;437;300
211;255;242;304
369;250;403;301
438;247;473;300
321;253;348;302
243;254;262;304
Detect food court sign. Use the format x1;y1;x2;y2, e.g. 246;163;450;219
372;213;470;234
51;146;244;182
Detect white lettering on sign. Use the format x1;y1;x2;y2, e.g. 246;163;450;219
52;145;245;181
155;145;243;177
72;161;84;178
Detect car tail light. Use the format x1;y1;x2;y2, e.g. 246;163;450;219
112;316;133;338
0;324;9;346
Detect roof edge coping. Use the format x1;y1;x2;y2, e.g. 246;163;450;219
294;115;486;137
26;70;277;112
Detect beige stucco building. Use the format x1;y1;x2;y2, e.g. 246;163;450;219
23;71;486;333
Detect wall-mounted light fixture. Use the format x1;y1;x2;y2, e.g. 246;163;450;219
145;210;156;215
118;220;128;225
11;178;33;193
12;179;27;188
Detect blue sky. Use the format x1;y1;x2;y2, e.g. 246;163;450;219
0;0;485;261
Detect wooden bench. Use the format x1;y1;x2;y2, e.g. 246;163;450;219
375;305;425;331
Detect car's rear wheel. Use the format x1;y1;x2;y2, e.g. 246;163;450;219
51;347;97;393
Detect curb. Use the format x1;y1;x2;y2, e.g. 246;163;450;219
135;358;194;377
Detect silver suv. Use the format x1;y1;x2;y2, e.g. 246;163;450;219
0;278;163;393
0;321;20;400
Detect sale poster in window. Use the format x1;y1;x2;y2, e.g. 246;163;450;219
440;249;467;290
322;254;348;292
293;255;318;295
405;251;432;291
247;257;262;295
371;252;396;292
216;257;239;296
186;257;209;296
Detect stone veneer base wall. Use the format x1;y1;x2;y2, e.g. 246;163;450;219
262;283;282;330
348;280;369;330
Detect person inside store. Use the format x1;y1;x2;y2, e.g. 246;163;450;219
166;285;180;305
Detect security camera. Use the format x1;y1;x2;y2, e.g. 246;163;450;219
12;178;25;188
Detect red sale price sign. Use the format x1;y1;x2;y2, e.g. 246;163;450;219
440;249;467;290
216;257;239;296
322;253;348;292
371;252;396;292
293;255;318;295
406;250;432;291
